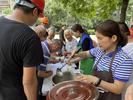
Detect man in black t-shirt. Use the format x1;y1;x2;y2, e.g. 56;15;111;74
0;0;45;100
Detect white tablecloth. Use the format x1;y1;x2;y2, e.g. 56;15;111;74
42;62;80;94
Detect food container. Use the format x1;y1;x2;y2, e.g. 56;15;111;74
47;80;99;100
52;71;73;85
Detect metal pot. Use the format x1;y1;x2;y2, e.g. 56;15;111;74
47;80;99;100
52;71;73;85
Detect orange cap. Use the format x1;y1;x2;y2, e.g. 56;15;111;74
129;28;133;38
39;16;49;24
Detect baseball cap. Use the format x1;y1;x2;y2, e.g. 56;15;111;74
39;16;49;24
15;0;45;17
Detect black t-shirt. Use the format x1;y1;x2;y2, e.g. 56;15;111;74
0;16;43;100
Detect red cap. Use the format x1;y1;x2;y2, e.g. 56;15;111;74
129;28;133;38
16;0;45;17
31;0;45;17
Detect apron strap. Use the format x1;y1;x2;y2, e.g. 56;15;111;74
93;53;105;70
94;48;118;71
109;49;117;71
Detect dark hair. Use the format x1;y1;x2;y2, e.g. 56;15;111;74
52;39;63;49
14;0;40;15
118;22;130;36
96;20;127;47
71;24;84;33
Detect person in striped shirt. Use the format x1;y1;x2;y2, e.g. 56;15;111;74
69;20;133;100
37;39;62;99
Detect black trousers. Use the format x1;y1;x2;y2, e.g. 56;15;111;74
75;63;79;69
37;77;46;100
38;95;46;100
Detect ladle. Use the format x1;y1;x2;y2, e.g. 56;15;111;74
68;47;81;60
56;63;67;77
56;47;81;77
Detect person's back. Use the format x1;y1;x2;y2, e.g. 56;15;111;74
0;16;43;100
0;0;45;99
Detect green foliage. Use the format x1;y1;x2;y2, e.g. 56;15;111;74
44;0;131;29
58;0;120;20
45;0;96;28
2;8;13;15
126;0;133;26
44;0;68;27
87;29;95;35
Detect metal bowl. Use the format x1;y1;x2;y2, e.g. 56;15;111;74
52;71;73;85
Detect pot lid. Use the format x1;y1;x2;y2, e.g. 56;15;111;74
48;81;99;100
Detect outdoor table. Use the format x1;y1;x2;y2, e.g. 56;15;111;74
41;62;80;95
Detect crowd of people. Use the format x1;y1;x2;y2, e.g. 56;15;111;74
0;0;133;100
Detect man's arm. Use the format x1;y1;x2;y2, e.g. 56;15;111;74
23;67;37;100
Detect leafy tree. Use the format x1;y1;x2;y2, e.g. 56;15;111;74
125;0;133;26
44;0;97;29
57;0;132;22
43;0;132;30
58;0;120;20
2;8;13;15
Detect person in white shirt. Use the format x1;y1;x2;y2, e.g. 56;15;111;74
47;27;56;42
118;22;133;100
64;29;78;55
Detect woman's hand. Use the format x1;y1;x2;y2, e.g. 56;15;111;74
75;75;99;85
125;83;133;100
63;51;71;57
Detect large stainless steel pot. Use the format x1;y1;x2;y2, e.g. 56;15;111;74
52;71;73;85
47;80;99;100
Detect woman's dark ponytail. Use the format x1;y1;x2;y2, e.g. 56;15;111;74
96;20;127;47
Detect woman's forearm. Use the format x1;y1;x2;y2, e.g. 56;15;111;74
76;75;125;94
75;51;90;59
99;80;125;94
70;57;82;63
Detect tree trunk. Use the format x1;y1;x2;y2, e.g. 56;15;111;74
120;0;129;22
